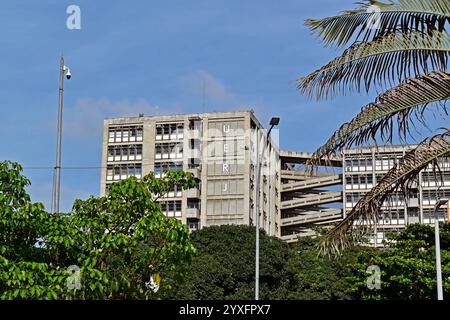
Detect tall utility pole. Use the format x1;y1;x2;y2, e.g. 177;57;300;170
255;117;280;300
51;56;71;214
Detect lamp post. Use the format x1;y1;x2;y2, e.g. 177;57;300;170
51;56;71;214
434;198;448;300
255;117;280;300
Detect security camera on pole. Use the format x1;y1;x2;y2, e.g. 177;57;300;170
51;56;71;215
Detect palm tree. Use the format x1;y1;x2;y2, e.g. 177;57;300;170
298;0;450;255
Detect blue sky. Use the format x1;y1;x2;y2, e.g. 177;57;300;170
0;0;445;212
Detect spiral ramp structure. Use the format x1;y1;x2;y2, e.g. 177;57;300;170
279;151;343;243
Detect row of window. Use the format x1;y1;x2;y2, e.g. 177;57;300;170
351;210;406;226
159;200;182;217
346;192;406;208
422;208;449;224
422;189;450;205
345;158;373;171
106;164;142;181
354;208;449;227
108;126;143;143
154;162;183;175
155;143;183;160
159;186;183;198
345;174;374;190
424;157;450;171
107;145;142;162
346;157;450;173
345;157;402;172
156;123;184;141
422;172;450;187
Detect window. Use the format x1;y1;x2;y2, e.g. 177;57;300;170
155;142;183;160
137;127;143;141
189;120;201;130
187;218;200;230
159;200;182;217
135;166;142;176
108;130;115;142
163;126;170;135
188;200;200;209
108;126;143;143
107;145;143;163
107;164;141;181
170;124;177;136
345;160;352;171
154;162;183;175
123;130;129;142
130;128;137;138
360;176;366;185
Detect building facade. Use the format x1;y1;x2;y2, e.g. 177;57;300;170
100;110;281;237
100;110;449;245
343;145;450;246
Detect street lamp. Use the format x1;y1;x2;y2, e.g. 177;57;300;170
255;117;280;300
51;56;71;214
434;198;448;300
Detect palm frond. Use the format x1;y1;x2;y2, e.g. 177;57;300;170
319;129;450;256
307;71;450;169
306;0;450;48
298;30;450;99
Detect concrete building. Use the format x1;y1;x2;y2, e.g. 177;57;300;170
100;110;281;237
100;110;449;245
343;145;450;246
277;145;450;245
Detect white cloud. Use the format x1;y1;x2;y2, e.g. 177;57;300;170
182;70;236;104
64;97;161;141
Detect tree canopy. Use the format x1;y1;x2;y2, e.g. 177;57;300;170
351;223;450;300
0;161;197;299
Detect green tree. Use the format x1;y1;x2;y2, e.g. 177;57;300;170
0;161;197;299
351;223;450;300
298;0;450;254
283;237;375;300
171;225;290;300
